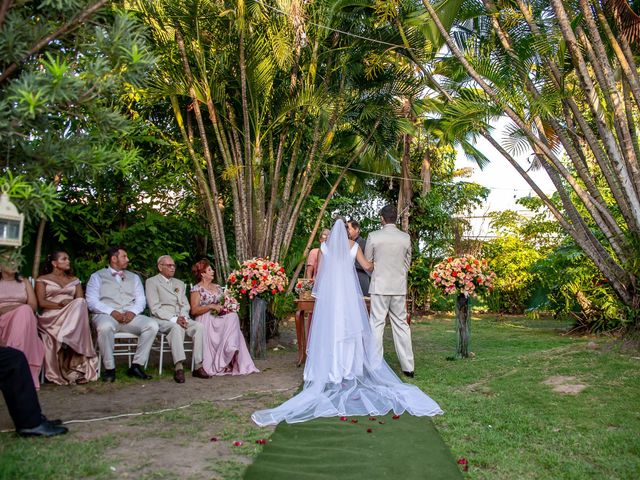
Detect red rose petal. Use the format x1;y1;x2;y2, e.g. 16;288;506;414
210;437;218;442
378;421;385;425
233;441;243;447
340;416;348;421
256;439;267;445
457;458;468;465
351;419;358;423
366;428;372;433
368;417;376;421
392;414;400;420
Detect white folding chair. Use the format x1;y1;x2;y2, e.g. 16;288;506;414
153;332;196;375
96;332;147;375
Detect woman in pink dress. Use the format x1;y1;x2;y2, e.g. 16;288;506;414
0;256;44;389
189;259;259;376
305;229;330;279
36;251;98;385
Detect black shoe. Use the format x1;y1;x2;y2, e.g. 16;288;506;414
101;369;116;383
41;415;63;426
402;370;415;378
127;364;152;380
18;421;68;438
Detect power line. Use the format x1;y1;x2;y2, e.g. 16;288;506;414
317;161;540;191
255;0;422;53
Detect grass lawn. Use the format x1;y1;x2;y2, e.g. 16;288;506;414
0;315;638;479
412;315;640;479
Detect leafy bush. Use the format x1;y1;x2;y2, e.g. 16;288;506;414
482;235;541;314
529;244;627;331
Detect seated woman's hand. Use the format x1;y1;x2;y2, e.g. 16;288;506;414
209;303;222;314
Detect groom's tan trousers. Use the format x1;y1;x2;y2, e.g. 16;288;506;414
369;294;414;372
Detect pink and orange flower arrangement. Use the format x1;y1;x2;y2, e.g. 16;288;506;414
220;291;240;315
294;278;314;296
430;254;496;297
227;257;288;300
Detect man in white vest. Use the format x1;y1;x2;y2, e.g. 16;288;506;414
145;255;209;383
86;247;159;382
364;204;415;377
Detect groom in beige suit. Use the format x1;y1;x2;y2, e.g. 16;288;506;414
364;204;415;377
145;255;209;383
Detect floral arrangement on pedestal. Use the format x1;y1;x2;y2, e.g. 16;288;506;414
294;278;314;300
430;255;496;359
226;257;288;360
430;254;496;297
227;258;288;300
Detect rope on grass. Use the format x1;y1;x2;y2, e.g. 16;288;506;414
0;386;297;432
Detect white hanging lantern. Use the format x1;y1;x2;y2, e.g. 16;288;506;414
0;188;24;247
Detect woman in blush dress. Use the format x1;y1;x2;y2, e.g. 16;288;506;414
0;254;44;389
189;259;259;376
305;229;330;279
36;251;98;385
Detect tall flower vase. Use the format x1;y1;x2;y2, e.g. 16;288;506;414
455;293;471;358
250;297;267;360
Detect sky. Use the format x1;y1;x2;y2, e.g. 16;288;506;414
454;121;557;238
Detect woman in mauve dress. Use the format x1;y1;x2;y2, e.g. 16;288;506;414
35;251;98;385
189;259;258;376
0;255;44;389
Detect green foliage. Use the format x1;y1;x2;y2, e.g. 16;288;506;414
270;292;296;321
408;252;444;312
45;157;208;282
530;244;627;332
1;5;155;178
482;234;541;314
0;173;63;224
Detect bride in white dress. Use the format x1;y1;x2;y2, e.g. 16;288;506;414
251;219;442;426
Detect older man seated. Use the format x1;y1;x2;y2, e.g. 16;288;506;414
145;255;209;383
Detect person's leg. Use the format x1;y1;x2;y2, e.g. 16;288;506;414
185;320;204;369
91;314;118;370
388;295;415;373
156;319;186;366
120;315;159;367
0;347;42;430
369;294;390;358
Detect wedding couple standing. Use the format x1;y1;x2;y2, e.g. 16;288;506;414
252;205;442;426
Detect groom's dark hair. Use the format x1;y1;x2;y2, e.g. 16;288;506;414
379;204;397;223
348;219;360;230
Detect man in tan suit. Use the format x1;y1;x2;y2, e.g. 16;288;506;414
145;255;209;383
364;205;415;377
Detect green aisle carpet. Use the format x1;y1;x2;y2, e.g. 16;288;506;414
243;413;462;479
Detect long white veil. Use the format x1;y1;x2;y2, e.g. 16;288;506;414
251;219;442;426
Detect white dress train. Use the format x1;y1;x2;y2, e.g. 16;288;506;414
251;219;443;426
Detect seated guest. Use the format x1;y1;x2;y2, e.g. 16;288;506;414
1;346;68;437
36;251;98;385
86;246;158;382
0;252;44;389
189;259;258;376
305;229;330;279
146;255;209;383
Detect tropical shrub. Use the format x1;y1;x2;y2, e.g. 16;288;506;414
530;244;627;332
482;235;541;314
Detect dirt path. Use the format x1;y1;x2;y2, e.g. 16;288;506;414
0;326;304;479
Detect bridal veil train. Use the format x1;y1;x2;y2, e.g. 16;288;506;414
251;219;443;426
